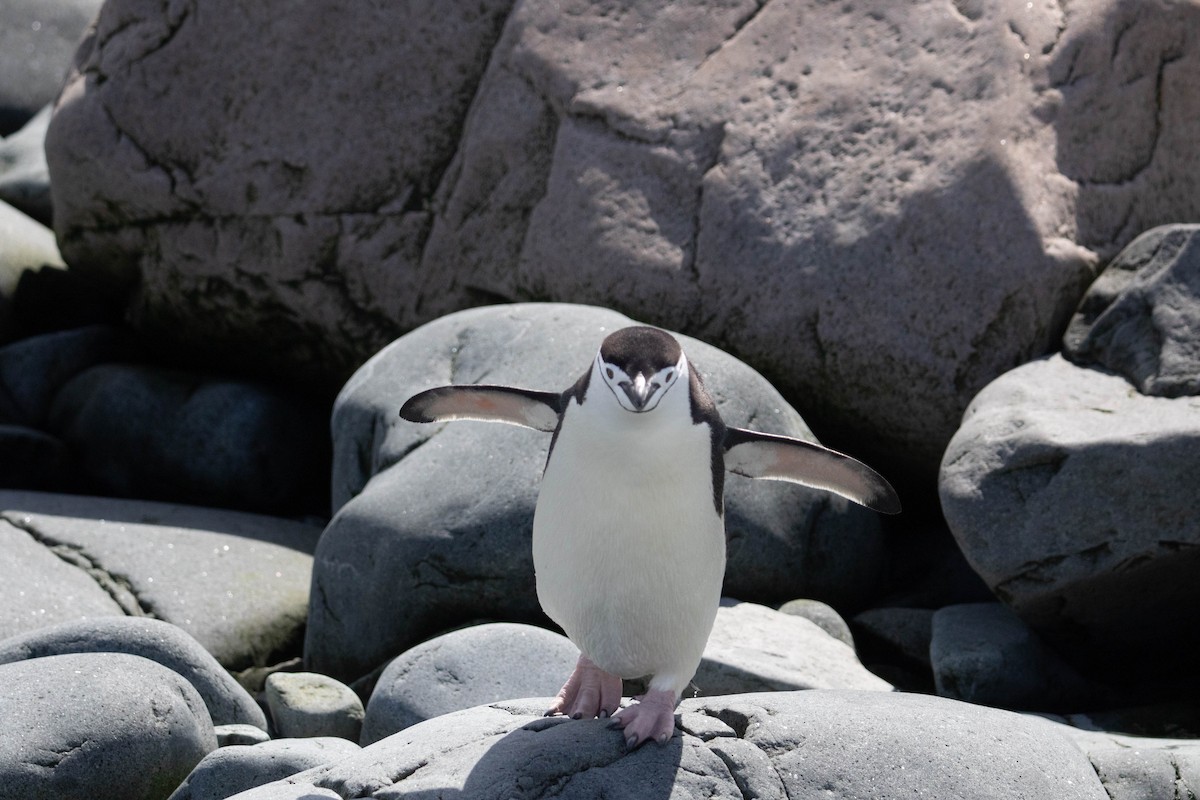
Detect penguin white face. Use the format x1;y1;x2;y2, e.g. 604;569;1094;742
595;327;687;414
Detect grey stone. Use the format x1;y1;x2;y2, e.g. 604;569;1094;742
939;355;1200;681
224;691;1107;800
693;600;891;696
1064;224;1200;397
0;104;52;224
0;424;73;491
0;616;268;730
265;672;364;741
0;490;322;669
216;724;272;747
361;622;579;744
0;324;135;426
47;363;330;516
0;0;101;135
851;606;935;671
168;737;359;800
309;303;886;682
58;2;1200;478
0;652;215;800
1089;747;1200;800
930;603;1102;711
776;598;854;648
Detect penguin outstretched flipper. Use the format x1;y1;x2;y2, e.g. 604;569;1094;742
723;427;902;515
400;385;562;432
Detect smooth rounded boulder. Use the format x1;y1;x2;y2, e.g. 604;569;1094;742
309;303;886;682
0;652;215;800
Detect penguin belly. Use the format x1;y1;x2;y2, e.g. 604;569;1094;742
532;406;726;696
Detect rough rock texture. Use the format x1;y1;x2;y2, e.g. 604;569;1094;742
939;355;1200;682
0;491;323;669
169;738;360;800
265;672;364;742
361;622;580;744
0;616;268;730
1064;224;1200;397
851;606;935;672
50;0;1200;474
930;602;1102;711
0;652;215;800
225;691;1107;800
310;303;886;682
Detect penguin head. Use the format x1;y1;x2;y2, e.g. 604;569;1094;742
595;326;686;413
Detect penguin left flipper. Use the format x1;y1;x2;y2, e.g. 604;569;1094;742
400;385;562;433
723;427;902;515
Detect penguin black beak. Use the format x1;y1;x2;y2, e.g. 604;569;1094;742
620;375;658;411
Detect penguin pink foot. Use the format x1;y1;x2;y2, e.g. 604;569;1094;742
607;688;677;749
546;654;622;720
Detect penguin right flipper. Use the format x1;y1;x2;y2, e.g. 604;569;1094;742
400;385;562;433
723;427;901;514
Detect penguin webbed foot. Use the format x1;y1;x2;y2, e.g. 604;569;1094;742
607;688;678;750
545;654;622;721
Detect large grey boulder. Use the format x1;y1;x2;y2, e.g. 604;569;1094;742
225;691;1107;800
0;491;323;669
1064;224;1200;397
168;738;360;800
309;303;886;682
0;652;215;800
0;616;268;730
49;0;1200;475
939;355;1200;681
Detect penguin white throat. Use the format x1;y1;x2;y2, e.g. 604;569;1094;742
595;349;687;415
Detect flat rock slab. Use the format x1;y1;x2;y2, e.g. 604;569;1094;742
0;490;323;669
0;651;215;800
226;690;1107;800
0;616;267;730
939;355;1200;681
310;303;885;682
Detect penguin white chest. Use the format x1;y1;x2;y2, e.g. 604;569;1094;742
531;395;726;686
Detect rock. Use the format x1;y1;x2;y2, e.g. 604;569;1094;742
0;0;102;135
64;2;1200;478
851;606;935;671
0;616;268;731
265;672;364;741
1089;747;1200;800
0;652;215;800
0;200;64;340
361;622;579;745
168;737;360;800
1064;224;1200;397
0;104;53;224
216;724;272;747
693;600;891;696
0;491;323;669
0;324;137;426
939;355;1200;684
47;363;331;516
0;424;73;491
223;691;1107;799
776;598;854;648
930;603;1102;711
309;303;886;682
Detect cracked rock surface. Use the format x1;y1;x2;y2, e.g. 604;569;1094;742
311;303;885;682
226;690;1109;800
45;0;1200;474
0;490;323;669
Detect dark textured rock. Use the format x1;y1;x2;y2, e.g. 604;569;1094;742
169;737;360;800
47;363;330;516
0;616;268;730
310;303;886;682
0;652;215;800
225;691;1108;800
361;622;579;744
930;603;1103;711
1064;224;1200;397
851;606;935;671
0;491;322;669
939;355;1200;684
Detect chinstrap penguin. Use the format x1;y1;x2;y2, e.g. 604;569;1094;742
400;326;900;749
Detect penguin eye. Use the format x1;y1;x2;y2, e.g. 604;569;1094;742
665;371;674;382
605;367;614;380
